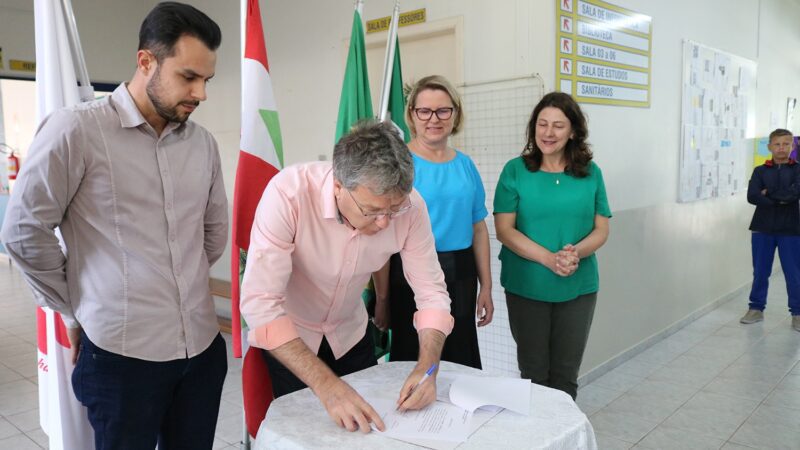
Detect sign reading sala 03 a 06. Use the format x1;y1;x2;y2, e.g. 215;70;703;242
556;0;652;107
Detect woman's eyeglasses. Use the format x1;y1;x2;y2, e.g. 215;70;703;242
413;107;455;121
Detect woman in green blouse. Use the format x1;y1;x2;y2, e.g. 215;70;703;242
494;92;610;400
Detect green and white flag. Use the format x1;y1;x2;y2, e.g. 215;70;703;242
335;1;373;142
386;34;410;143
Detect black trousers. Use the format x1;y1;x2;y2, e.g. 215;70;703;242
72;332;227;450
388;248;482;369
262;326;376;398
506;291;597;400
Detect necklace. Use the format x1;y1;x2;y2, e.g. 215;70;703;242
542;164;565;185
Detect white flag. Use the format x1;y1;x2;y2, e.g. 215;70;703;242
33;0;95;448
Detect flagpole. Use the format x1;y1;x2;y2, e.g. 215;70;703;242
378;1;400;121
60;0;94;101
238;2;252;447
241;6;250;450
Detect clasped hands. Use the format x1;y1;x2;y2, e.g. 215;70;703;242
551;244;580;276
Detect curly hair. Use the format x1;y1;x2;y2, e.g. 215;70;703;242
522;92;592;178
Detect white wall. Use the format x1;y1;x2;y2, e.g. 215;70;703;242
0;0;143;83
2;0;800;375
580;0;800;372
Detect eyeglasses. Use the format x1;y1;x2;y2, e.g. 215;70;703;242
345;189;413;219
413;107;455;121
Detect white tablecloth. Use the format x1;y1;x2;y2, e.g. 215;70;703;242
254;361;597;449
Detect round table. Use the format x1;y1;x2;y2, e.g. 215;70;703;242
255;361;597;449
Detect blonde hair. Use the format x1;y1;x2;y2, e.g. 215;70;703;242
405;75;464;136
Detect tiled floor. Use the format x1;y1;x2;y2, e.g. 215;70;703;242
1;259;798;449
577;277;800;449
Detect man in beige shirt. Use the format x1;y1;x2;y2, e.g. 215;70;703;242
0;3;228;449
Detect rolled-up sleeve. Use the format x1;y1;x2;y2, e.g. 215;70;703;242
203;137;228;266
240;178;300;350
400;196;454;336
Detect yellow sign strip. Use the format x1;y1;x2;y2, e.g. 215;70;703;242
366;8;426;34
10;60;36;72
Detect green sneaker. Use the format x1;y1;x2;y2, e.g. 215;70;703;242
792;315;800;332
740;309;764;324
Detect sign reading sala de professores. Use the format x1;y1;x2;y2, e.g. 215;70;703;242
556;0;652;107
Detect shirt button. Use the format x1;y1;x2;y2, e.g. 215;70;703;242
170;235;176;241
166;202;172;209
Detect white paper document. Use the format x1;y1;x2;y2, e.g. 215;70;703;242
387;407;502;450
438;372;531;415
370;397;472;442
362;372;529;449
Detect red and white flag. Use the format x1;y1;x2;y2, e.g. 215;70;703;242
233;0;283;439
35;309;93;449
33;1;94;448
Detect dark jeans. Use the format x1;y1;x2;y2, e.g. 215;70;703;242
748;232;800;315
262;327;376;398
506;291;597;400
72;332;227;450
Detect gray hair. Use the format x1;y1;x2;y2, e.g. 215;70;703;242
333;121;414;195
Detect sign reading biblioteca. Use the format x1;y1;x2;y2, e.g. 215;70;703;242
556;0;652;107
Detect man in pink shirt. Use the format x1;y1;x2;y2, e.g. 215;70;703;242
241;121;454;433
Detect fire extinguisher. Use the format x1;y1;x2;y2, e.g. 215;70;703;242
7;151;19;180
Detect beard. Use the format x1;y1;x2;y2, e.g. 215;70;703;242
145;66;199;124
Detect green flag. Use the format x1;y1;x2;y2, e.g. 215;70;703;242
387;35;410;143
335;4;390;360
335;8;373;142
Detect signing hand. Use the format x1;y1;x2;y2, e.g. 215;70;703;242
396;365;437;412
317;377;385;433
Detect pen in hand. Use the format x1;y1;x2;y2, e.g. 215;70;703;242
397;363;437;411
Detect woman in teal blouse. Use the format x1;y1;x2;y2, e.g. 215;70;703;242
494;92;610;399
